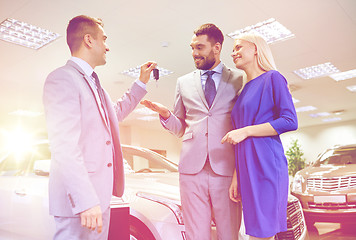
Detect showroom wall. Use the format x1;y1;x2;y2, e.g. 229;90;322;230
119;125;182;163
120;119;356;165
281;119;356;163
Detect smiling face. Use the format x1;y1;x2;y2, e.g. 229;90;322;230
91;25;110;67
231;39;257;71
190;34;220;70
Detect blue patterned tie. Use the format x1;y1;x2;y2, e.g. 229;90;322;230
204;71;216;108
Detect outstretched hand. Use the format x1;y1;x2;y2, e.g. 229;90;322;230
140;99;171;119
139;61;157;84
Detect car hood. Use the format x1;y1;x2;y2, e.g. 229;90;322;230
124;172;180;201
299;164;356;178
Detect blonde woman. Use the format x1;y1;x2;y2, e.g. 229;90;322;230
221;34;298;240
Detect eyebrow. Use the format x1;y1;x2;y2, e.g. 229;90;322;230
190;43;205;48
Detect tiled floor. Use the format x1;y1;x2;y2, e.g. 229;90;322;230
308;223;356;240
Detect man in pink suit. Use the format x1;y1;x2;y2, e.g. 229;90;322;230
43;15;156;240
141;24;243;240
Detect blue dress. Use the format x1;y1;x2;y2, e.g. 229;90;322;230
231;70;298;237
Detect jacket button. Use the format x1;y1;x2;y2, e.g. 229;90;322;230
208;113;212;116
106;141;111;145
107;163;112;167
205;133;208;136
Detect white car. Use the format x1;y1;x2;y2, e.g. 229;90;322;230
0;140;307;240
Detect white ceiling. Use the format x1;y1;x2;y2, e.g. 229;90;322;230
0;0;355;134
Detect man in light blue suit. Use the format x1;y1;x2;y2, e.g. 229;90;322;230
141;24;244;240
43;15;156;240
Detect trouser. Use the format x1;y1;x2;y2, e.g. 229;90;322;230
179;161;241;240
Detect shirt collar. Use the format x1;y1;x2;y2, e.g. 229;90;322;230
201;61;223;76
70;56;94;77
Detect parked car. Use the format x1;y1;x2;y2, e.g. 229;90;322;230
291;144;356;226
0;140;307;240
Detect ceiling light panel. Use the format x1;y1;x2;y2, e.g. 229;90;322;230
309;112;330;118
227;18;295;44
0;18;60;50
322;117;342;122
293;62;339;80
292;97;300;104
122;66;173;79
295;106;317;113
330;69;356;81
346;85;356;92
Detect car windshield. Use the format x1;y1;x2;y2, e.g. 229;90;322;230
0;143;51;176
0;143;178;175
316;147;356;166
122;146;178;173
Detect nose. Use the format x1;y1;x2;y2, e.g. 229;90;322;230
192;49;199;57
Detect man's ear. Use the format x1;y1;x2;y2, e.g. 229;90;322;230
83;34;93;48
213;42;222;55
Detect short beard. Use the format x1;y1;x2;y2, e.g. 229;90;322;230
195;51;216;70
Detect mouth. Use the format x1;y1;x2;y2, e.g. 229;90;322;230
233;55;241;63
194;57;204;63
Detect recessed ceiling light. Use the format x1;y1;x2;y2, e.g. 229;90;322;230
322;117;342;122
227;18;295;44
0;18;60;50
309;112;330;118
133;107;157;115
122;66;173;79
293;62;339;80
331;110;345;115
295;106;317;113
346;85;356;92
330;69;356;81
8;109;42;117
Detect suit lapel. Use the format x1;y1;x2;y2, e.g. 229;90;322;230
67;61;110;132
194;70;210;109
195;65;232;110
212;65;230;108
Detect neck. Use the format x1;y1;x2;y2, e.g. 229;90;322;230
243;62;266;82
209;59;221;70
72;51;96;69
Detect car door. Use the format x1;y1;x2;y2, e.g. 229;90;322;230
0;143;55;240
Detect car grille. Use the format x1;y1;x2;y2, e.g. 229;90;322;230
275;199;306;240
308;202;356;209
307;176;356;192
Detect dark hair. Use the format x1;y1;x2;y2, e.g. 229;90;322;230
66;15;104;53
194;23;224;46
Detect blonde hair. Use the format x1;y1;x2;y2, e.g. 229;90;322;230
236;33;277;71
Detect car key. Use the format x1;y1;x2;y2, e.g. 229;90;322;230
153;68;159;87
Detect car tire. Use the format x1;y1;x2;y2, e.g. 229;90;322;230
129;216;155;240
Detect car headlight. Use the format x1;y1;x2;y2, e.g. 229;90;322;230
136;192;184;225
291;173;303;193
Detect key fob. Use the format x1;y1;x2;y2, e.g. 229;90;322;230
153;68;159;80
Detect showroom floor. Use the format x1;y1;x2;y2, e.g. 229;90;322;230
308;223;356;240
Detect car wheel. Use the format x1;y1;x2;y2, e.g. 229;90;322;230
129;216;155;240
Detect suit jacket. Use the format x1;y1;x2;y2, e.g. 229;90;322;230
163;64;243;176
43;60;146;217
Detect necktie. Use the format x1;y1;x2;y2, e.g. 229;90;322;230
92;72;108;123
92;72;121;196
204;71;216;108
